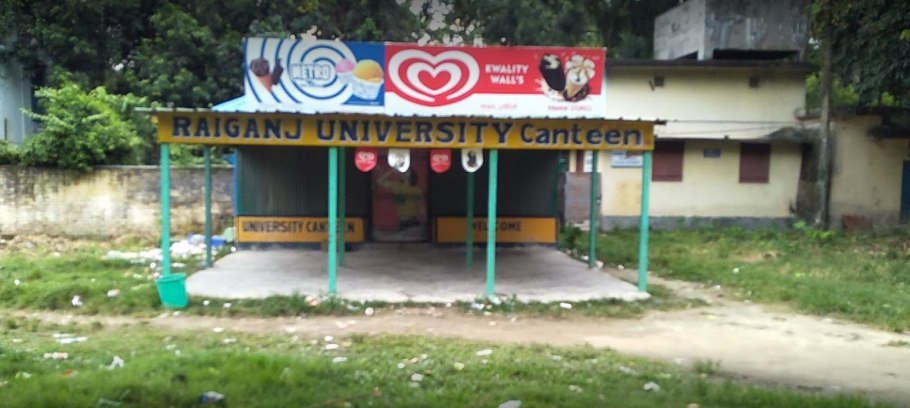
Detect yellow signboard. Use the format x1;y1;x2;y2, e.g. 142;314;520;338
435;217;557;244
154;112;654;151
236;216;365;243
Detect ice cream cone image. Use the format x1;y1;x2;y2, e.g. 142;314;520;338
563;55;596;101
257;75;272;92
249;57;273;92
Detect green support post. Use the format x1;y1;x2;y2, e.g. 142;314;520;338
638;151;652;292
204;146;213;268
486;150;498;297
327;147;338;294
160;144;171;276
588;151;598;269
338;147;346;267
466;172;475;268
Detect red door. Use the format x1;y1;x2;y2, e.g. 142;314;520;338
371;149;429;242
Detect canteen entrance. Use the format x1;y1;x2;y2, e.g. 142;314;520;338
146;109;657;302
231;145;564;247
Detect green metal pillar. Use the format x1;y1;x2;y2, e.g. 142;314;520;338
160;144;171;276
588;151;599;269
485;150;498;296
338;147;346;267
327;147;338;294
204;146;213;268
638;151;652;292
466;172;475;268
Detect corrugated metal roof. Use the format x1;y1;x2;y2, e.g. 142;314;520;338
139;102;666;124
212;97;249;112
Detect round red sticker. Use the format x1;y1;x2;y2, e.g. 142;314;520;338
430;149;451;173
354;147;378;172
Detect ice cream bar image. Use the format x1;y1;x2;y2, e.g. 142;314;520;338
538;54;566;92
249;57;273;92
467;150;478;167
271;58;283;86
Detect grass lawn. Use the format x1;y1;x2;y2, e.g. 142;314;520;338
0;317;895;408
0;240;700;319
567;227;910;331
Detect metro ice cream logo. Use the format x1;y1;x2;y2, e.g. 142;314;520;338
243;38;386;112
387;49;480;107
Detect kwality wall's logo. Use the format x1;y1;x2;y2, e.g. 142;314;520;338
386;48;480;106
383;43;606;114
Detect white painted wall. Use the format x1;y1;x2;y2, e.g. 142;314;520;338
0;58;35;145
567;66;809;219
829;115;910;227
606;67;807;140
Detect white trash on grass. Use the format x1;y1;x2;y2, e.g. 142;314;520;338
108;356;125;369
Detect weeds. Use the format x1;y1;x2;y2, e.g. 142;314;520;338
562;228;910;331
692;358;724;376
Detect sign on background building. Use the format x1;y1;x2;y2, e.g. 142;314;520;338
610;150;644;168
243;37;607;119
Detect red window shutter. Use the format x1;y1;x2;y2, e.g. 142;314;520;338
652;140;684;182
739;143;771;183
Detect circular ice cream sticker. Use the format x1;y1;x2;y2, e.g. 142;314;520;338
388;148;410;173
461;148;483;173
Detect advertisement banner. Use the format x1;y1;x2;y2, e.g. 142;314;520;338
244;37;386;114
385;43;605;118
242;38;606;119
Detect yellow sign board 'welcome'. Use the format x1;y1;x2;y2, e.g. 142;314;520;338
154;112;654;151
435;217;557;244
236;216;365;243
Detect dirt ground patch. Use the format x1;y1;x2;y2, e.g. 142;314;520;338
14;278;910;407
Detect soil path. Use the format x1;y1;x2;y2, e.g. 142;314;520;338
12;276;910;406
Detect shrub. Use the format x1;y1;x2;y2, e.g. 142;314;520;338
21;82;151;172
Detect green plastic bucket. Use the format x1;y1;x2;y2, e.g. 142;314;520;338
156;273;189;309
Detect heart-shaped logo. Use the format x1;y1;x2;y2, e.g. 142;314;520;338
388;49;479;106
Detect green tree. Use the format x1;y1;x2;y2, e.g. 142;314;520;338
813;0;910;108
21;81;153;172
439;0;677;55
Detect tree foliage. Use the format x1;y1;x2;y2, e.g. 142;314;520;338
20;81;154;173
812;0;910;108
440;0;677;56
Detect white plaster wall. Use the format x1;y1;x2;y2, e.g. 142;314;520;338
606;68;807;140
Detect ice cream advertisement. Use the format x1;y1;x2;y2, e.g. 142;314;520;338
243;38;606;119
384;43;605;118
244;37;386;113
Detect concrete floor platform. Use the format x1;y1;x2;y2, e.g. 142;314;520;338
186;246;650;303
